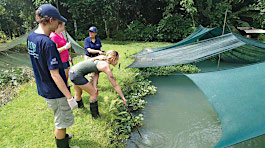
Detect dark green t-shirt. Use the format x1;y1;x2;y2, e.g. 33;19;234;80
71;59;99;76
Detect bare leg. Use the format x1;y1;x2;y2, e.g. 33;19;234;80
77;82;100;118
64;67;70;86
65;67;70;81
55;128;66;139
78;82;97;103
73;84;82;101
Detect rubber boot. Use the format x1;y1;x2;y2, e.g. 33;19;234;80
55;134;70;148
90;101;100;119
76;99;84;108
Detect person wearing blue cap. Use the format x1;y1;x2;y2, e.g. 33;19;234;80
27;4;78;148
79;26;105;108
84;26;104;59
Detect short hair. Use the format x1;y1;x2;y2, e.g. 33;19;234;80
58;20;64;25
35;9;51;25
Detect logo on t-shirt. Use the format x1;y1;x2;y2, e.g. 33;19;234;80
96;44;100;46
51;58;58;65
28;41;39;59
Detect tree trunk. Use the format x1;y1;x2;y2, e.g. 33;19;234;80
103;18;110;39
17;27;21;36
7;25;12;39
191;13;195;28
74;20;77;37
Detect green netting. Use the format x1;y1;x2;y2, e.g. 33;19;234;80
136;25;229;55
0;30;85;69
0;28;35;68
62;31;85;55
0;28;36;52
0;50;31;68
186;62;265;148
128;32;265;68
221;45;265;63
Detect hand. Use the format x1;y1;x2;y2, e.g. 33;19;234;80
67;97;78;110
64;42;71;50
122;98;127;105
99;50;105;55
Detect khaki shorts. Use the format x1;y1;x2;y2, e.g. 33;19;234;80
46;97;74;129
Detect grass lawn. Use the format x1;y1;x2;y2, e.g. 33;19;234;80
0;41;171;148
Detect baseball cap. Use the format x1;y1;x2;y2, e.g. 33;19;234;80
38;4;67;22
89;26;97;33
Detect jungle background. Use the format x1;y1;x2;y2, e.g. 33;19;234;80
0;0;264;43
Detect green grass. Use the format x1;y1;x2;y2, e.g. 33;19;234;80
0;41;171;148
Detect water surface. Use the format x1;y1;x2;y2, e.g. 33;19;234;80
127;61;265;148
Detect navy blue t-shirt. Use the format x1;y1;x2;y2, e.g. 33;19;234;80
27;32;67;99
84;37;102;57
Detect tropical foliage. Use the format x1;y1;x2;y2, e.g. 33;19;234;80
0;0;264;42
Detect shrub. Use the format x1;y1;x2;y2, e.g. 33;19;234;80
258;34;265;42
139;64;200;76
112;30;126;41
0;67;33;106
124;20;157;41
157;14;194;42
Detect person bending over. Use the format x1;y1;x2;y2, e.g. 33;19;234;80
69;50;127;118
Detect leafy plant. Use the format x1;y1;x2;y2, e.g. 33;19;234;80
157;14;193;42
124;21;158;41
0;67;33;106
139;64;200;76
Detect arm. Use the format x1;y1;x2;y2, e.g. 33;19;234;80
50;69;72;99
104;67;127;104
50;69;77;110
50;34;70;53
86;48;104;55
57;46;67;53
57;42;71;53
84;37;104;55
46;43;77;110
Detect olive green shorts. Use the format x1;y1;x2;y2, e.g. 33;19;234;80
46;97;74;129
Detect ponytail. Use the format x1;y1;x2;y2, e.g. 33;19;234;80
91;55;107;61
91;50;119;63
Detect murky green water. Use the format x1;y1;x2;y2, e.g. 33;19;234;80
127;61;265;148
